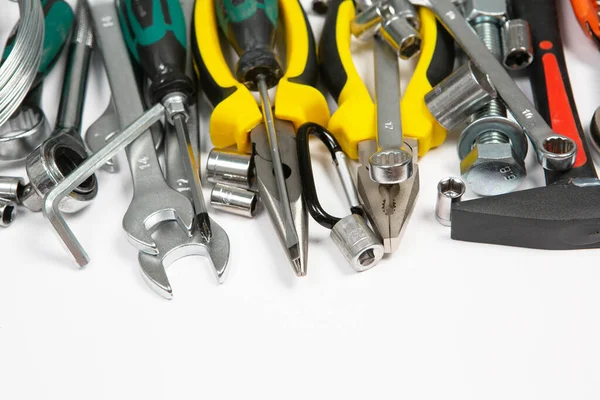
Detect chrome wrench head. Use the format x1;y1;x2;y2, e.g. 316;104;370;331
85;98;120;173
138;218;230;299
42;103;166;267
409;0;576;171
0;105;51;161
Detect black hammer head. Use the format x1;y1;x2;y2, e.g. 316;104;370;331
451;181;600;250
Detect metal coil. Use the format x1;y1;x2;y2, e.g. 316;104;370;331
0;0;44;127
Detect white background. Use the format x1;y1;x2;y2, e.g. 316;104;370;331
2;0;600;398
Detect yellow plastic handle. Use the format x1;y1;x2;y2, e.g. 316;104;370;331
193;0;262;152
274;0;330;129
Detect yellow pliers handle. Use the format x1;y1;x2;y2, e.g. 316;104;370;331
193;0;330;153
318;0;455;160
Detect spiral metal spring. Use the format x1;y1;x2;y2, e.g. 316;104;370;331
0;0;44;127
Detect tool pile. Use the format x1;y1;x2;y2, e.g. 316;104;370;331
1;0;599;299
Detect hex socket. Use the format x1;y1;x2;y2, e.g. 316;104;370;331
206;148;254;189
0;176;25;203
0;199;17;227
502;19;534;70
210;183;258;218
425;61;497;130
435;177;466;226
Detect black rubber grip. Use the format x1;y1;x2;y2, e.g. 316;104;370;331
512;0;598;182
288;0;320;88
318;0;348;102
426;20;455;87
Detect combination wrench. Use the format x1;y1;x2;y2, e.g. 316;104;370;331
87;0;194;254
137;0;230;299
411;0;577;171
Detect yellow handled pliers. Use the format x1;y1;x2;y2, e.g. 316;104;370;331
193;0;330;276
319;0;455;253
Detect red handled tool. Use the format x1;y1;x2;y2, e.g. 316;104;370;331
569;0;600;48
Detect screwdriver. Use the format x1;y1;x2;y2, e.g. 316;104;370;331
119;0;211;240
216;0;300;266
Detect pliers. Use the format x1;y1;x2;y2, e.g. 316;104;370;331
569;0;600;48
193;0;330;276
319;0;455;253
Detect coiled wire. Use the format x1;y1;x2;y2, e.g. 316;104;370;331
0;0;44;127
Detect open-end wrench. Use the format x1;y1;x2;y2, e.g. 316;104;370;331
87;0;194;254
411;0;577;171
85;98;119;172
137;0;230;299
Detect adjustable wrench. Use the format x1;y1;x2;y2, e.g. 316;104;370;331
87;0;194;254
411;0;577;171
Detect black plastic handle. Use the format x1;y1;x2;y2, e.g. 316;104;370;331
512;0;597;183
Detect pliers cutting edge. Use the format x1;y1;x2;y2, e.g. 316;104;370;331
319;0;455;253
193;0;330;276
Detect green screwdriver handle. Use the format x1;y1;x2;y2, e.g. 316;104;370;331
216;0;282;90
2;0;74;77
118;0;193;104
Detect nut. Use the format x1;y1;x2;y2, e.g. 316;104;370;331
162;94;188;124
464;0;507;25
460;142;526;196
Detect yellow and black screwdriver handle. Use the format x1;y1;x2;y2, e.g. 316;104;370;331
319;0;455;160
193;0;330;153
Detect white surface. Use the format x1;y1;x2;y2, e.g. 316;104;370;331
2;1;600;399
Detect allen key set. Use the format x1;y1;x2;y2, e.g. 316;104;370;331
1;0;600;299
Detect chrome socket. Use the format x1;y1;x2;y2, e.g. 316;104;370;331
0;177;25;203
330;214;385;272
425;61;497;131
210;183;258;218
502;19;534;70
435;177;466;226
206;148;254;189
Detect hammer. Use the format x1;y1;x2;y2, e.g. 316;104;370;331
451;0;600;250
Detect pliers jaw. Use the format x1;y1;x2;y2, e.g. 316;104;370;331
251;120;308;277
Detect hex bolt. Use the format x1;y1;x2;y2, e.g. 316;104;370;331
457;0;528;197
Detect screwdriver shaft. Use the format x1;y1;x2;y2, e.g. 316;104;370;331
172;113;212;240
256;75;299;253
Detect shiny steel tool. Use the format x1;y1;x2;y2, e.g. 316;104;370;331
88;0;194;255
119;0;211;241
137;0;230;299
20;2;98;214
297;123;384;271
411;0;577;171
84;99;119;172
194;0;330;276
320;0;452;252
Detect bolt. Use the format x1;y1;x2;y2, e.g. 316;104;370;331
457;0;528;196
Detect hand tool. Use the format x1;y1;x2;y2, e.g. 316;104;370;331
569;0;600;49
449;0;600;250
411;0;576;172
194;0;330;276
0;0;73;161
210;183;258;218
320;0;451;252
297;122;384;272
19;2;98;214
118;0;212;241
0;200;17;228
84;99;119;172
137;0;230;299
453;0;529;197
435;177;465;226
87;0;194;255
0;0;44;128
351;0;422;59
0;177;25;204
501;19;533;70
206;148;254;189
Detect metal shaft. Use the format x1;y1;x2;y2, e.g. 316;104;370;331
172;112;212;240
374;37;403;150
256;74;300;259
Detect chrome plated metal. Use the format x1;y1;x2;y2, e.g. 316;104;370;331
84;98;120;172
425;61;497;130
502;19;533;70
0;105;50;161
88;0;194;255
435;176;465;226
330;214;384;272
0;177;25;203
410;0;577;171
206;148;253;189
211;183;258;218
0;199;17;227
